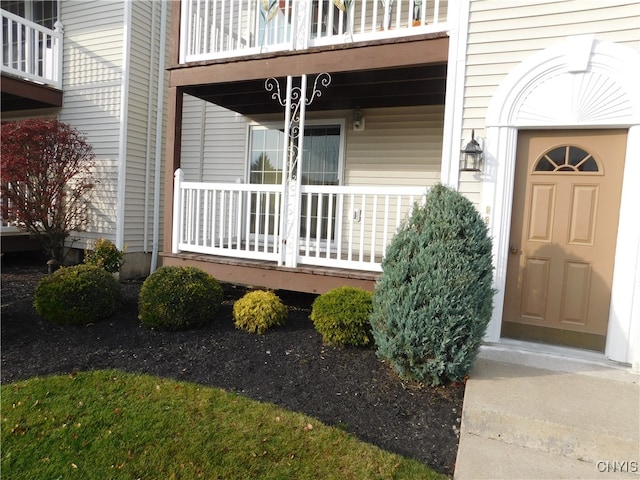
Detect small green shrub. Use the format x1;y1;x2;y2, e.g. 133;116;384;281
138;266;223;331
310;286;373;347
84;238;125;274
233;290;288;334
34;264;122;325
370;183;495;386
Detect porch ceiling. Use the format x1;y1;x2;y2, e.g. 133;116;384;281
183;63;447;115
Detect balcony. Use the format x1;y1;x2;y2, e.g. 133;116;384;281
1;8;63;110
180;0;449;63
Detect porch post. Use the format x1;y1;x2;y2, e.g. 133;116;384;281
265;73;332;268
279;76;293;266
172;168;183;254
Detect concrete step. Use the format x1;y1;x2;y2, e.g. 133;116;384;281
454;357;640;479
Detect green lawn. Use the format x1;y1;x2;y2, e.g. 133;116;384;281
1;370;447;480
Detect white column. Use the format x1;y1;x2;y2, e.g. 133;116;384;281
606;124;640;369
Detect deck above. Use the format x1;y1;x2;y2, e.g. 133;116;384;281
177;0;449;65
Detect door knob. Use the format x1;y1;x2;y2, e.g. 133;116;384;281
510;246;518;254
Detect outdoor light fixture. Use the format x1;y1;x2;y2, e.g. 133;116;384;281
460;129;483;172
353;108;364;131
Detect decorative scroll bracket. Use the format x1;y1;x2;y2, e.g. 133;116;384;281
264;73;332;267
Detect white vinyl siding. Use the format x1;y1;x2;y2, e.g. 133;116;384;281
181;103;444;188
463;0;640;134
57;0;125;241
345;105;444;188
123;0;167;252
181;95;248;183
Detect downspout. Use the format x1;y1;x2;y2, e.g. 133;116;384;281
150;0;168;273
116;0;133;250
143;0;158;255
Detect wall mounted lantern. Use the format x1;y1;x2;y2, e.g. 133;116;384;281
460;129;483;172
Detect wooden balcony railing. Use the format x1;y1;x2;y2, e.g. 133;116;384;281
1;9;63;89
180;0;448;63
173;169;427;272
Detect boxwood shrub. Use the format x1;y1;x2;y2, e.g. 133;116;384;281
138;266;223;331
310;286;373;347
369;184;495;386
84;237;125;273
34;264;122;325
233;290;288;334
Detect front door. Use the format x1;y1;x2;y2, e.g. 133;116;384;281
503;130;627;351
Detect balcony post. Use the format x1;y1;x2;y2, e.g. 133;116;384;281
53;20;63;88
292;0;311;50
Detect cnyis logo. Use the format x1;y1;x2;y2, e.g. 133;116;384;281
596;461;639;473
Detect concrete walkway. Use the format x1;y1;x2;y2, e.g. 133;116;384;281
454;343;640;479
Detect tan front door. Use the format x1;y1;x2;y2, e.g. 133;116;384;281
503;130;627;351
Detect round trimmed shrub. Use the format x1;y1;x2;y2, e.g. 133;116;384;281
84;237;125;273
310;286;373;347
233;290;288;334
34;264;122;325
369;184;495;386
138;266;223;331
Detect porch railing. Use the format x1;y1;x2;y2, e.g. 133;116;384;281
1;9;63;89
173;169;428;272
180;0;448;63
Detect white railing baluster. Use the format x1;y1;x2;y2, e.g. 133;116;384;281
264;190;271;252
326;193;334;260
253;193;262;252
336;193;344;261
211;190;218;246
358;194;366;262
382;194;390;258
315;193;323;257
304;192;312;254
347;194;355;261
219;190;225;248
370;195;378;262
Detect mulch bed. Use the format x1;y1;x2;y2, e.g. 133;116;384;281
1;252;465;476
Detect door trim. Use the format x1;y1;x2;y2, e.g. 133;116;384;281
479;38;640;367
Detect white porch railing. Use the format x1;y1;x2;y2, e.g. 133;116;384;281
180;0;448;63
297;184;426;271
173;169;428;272
1;9;63;89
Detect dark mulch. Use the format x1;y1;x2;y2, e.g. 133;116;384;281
0;252;464;476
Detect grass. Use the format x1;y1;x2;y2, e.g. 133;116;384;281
1;370;447;480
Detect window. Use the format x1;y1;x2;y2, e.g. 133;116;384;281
248;123;343;242
534;145;600;173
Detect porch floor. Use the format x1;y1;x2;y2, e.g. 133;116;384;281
161;252;380;294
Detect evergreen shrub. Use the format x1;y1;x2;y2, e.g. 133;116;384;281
84;238;125;274
34;264;122;325
310;286;373;347
369;184;495;386
233;290;288;334
138;266;223;331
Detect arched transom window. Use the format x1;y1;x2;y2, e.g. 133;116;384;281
534;145;601;174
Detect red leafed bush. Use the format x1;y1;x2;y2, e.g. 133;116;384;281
1;118;96;262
